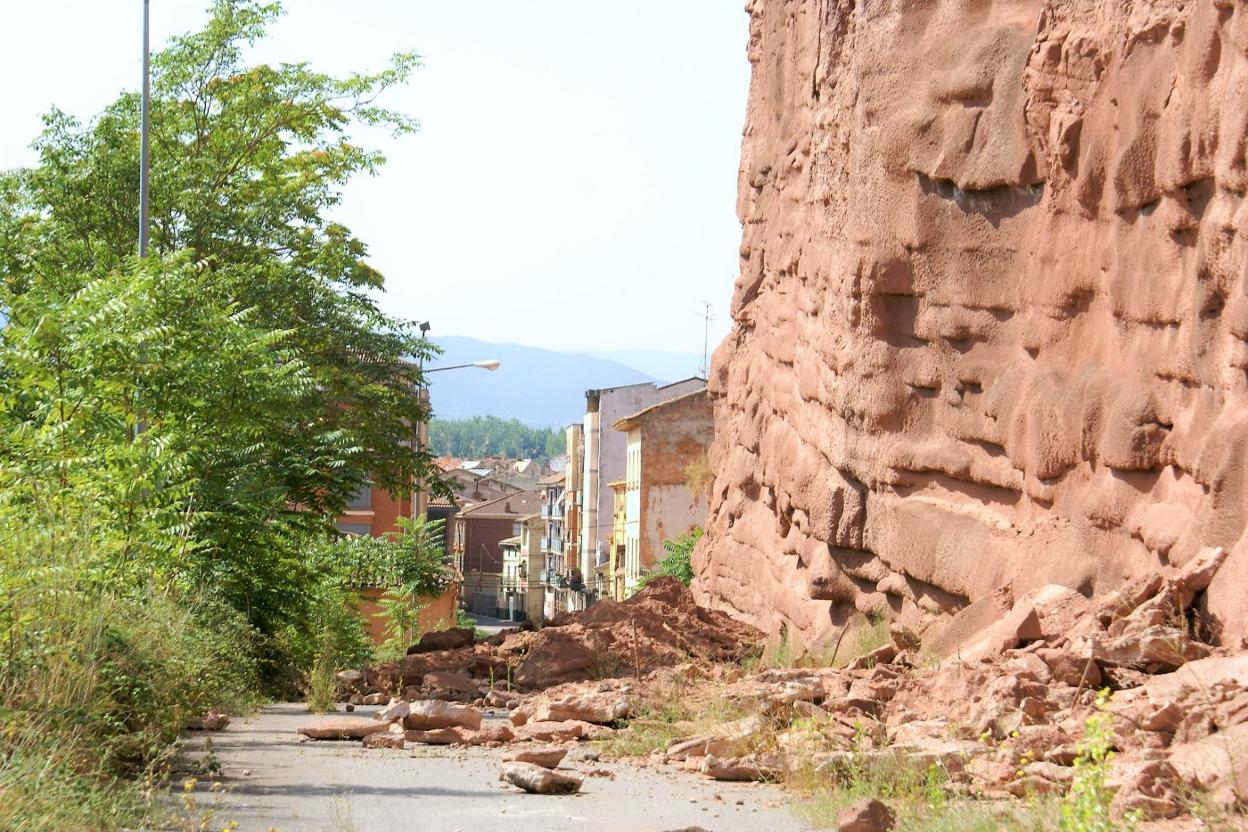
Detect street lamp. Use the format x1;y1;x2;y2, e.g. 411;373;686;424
426;360;501;373
138;0;151;257
414;358;501;519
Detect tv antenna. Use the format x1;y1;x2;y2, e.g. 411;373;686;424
698;301;712;378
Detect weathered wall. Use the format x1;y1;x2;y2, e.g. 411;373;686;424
639;392;715;572
582;379;707;578
694;0;1248;650
357;583;461;645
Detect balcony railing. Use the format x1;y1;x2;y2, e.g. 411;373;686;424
542;537;565;553
541;505;565;519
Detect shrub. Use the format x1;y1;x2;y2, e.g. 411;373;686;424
0;518;260;831
636;527;702;591
1060;690;1139;832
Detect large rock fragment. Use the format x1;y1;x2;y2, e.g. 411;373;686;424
500;761;584;794
1091;626;1211;672
700;753;784;782
1168;722;1248;810
836;798;895;832
402;700;482;731
298;717;391;740
408;627;476;654
514;719;589;743
503;746;568;769
523;689;632;725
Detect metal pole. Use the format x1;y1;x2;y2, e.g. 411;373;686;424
139;0;151;257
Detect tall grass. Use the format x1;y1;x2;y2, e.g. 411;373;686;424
0;517;260;831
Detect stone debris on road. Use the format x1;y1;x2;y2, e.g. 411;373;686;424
280;550;1248;825
500;761;585;794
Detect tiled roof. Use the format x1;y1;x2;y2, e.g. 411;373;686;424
457;489;544;518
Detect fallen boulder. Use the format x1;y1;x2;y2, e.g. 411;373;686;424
503;746;568;769
700;753;784;782
524;690;632;725
299;717;392;740
375;699;410;724
836;798;895;832
409;627;476;654
500;761;584;794
362;728;406;749
405;727;464;745
403;699;482;731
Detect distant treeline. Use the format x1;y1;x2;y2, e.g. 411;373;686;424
430;415;565;459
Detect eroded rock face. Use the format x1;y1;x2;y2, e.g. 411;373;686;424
694;0;1248;649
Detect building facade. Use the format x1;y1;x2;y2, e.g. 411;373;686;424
578;379;705;599
334;482;413;538
613;386;713;595
539;472;566;583
607;479;628;601
498;510;543;622
452;490;543;617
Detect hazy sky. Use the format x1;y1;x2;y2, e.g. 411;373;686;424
0;1;748;354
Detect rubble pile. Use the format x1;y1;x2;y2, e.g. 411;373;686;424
347;577;760;698
296;551;1244;820
653;547;1246;821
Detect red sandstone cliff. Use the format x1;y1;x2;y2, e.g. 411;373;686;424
694;0;1248;652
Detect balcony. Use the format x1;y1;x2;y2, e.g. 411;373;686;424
540;505;565;520
542;536;565;553
540;569;571;588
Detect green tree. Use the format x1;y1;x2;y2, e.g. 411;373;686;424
429;415;563;459
0;1;444;642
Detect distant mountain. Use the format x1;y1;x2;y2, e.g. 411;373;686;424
424;336;656;428
582;348;706;383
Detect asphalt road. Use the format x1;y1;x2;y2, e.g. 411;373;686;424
464;612;512;636
183;703;809;832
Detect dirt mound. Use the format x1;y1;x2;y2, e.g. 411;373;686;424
359;578;760;695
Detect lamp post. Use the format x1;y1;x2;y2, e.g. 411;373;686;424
139;0;151;257
414;357;502;518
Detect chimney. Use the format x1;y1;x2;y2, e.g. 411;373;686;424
504;501;512;514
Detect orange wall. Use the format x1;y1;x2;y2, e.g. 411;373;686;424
356;582;462;646
335;487;412;537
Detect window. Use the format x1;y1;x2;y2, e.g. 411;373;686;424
346;485;373;510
